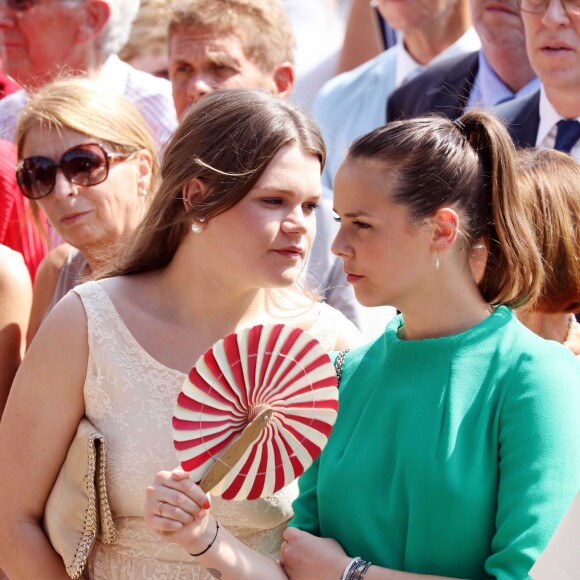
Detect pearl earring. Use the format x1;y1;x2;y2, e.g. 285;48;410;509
191;216;206;234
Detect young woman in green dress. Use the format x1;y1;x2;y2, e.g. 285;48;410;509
144;110;580;580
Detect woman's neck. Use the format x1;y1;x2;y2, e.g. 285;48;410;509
397;268;493;341
518;310;574;344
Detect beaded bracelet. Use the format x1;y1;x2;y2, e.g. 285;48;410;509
190;521;220;557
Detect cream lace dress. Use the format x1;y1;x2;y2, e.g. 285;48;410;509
73;281;345;579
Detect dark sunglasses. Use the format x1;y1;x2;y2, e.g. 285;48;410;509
1;0;37;11
17;143;134;200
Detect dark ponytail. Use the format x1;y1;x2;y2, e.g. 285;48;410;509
348;110;543;308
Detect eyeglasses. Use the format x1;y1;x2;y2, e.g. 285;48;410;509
17;143;134;200
0;0;37;11
516;0;580;15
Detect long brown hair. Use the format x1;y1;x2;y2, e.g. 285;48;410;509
104;89;325;278
348;110;543;308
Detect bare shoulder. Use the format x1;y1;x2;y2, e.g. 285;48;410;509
319;302;364;350
27;290;88;357
0;291;88;524
275;292;364;351
35;243;74;280
0;246;29;289
27;244;76;345
97;270;161;311
32;243;74;299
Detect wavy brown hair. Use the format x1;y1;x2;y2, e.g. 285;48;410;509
102;89;325;278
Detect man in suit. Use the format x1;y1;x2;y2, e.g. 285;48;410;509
495;0;580;156
387;0;539;120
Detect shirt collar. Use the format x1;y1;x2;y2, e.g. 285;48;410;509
96;54;129;94
470;51;540;108
394;27;481;88
537;86;566;146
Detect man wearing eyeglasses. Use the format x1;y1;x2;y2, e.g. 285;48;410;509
0;0;177;149
386;0;539;120
494;0;580;159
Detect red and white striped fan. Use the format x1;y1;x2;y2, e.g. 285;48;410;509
172;323;339;501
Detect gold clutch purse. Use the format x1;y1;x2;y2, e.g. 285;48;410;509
43;418;117;579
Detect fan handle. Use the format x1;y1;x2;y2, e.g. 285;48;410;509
199;406;273;493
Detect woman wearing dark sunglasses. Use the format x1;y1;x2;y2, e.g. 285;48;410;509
14;77;158;345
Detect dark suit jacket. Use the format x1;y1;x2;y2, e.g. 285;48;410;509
492;90;540;148
387;51;479;122
387;52;541;151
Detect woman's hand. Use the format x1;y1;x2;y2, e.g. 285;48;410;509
280;527;350;580
144;467;216;553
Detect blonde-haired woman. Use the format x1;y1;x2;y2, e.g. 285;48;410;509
15;78;158;344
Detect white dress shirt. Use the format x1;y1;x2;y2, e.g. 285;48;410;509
0;55;177;151
537;87;580;161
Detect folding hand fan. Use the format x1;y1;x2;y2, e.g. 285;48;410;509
172;323;339;501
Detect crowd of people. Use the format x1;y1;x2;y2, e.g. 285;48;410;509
0;0;578;579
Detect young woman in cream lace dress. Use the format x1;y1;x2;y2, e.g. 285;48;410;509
0;89;361;579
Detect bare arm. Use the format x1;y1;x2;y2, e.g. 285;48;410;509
26;244;71;347
0;248;32;418
281;528;464;580
145;469;289;580
333;314;364;350
0;293;88;579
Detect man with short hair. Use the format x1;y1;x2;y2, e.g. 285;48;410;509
166;0;364;333
0;0;177;148
495;0;580;159
168;0;294;118
387;0;539;120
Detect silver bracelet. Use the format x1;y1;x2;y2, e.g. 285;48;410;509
358;559;372;579
347;558;372;580
340;557;361;580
